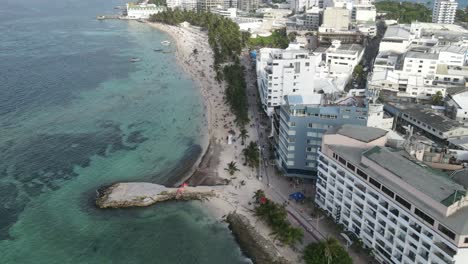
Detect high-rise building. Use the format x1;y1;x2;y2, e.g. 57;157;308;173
274;94;389;178
316;125;468;264
237;0;258;13
432;0;458;24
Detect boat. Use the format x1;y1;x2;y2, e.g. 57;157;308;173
161;40;171;46
153;49;163;52
129;57;141;62
96;15;106;20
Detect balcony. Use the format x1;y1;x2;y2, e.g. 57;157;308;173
379;200;389;210
434;250;452;264
353;210;363;218
389;208;399;217
318;163;328;173
368;192;379;201
388;216;397;225
366;210;376;218
367;201;378;210
397;233;405;242
355;183;366;193
355;202;364;210
377;219;386;228
406;251;416;262
319;156;329;166
337;170;345;177
378;208;388;217
409;232;419;242
331;164;337;170
410;223;422;233
364;228;374;238
422;230;433;240
435;242;457;258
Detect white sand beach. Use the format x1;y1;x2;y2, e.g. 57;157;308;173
146;21;302;263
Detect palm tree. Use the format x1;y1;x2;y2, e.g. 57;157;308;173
224;161;239;176
238;128;249;145
252;189;265;202
303;237;352;264
243;141;259;168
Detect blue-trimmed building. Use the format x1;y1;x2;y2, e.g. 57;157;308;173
274;93;390;179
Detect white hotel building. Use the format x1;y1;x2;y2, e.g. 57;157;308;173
315;125;468;264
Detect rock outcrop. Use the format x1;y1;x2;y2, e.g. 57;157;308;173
96;182;217;208
226;213;290;264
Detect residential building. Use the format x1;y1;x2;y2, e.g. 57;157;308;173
256;46;324;115
316;127;468;264
325;40;364;79
287;7;321;31
385;103;468;142
126;3;165;19
353;5;376;23
378;25;412;53
446;90;468;123
274;94;389;178
237;0;258;13
432;0;458;24
320;7;351;32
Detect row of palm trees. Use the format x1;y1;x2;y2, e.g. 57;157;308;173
303;238;352;264
252;190;304;246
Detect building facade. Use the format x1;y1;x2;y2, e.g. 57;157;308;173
274;94;388;178
126;3;165;19
316;128;468;264
256;47;324;115
432;0;458;24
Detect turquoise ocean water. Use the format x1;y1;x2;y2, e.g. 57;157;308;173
0;0;248;263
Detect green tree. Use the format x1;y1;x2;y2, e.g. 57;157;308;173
303;238;352;264
353;64;364;79
432;91;444;106
375;1;432;24
243;141;260;168
288;32;297;42
224;161;240;176
252;189;265;203
238;128;249;145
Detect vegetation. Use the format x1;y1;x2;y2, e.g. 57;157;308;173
456;7;468;22
253;190;304;245
149;10;248;128
223;63;250;126
352;64;364;80
375;1;432;24
303;238;352;264
238;128;249;145
432;91;444;106
243;141;260;168
224;161;240;176
248;28;290;49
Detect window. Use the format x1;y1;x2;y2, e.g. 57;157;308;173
395;195;411;210
356;169;368;180
306;147;316;152
369;178;381;189
415;208;435;226
347;163;355;171
438;224;456;240
338;157;346;165
289;122;296;127
464;237;468;243
381;185;395;198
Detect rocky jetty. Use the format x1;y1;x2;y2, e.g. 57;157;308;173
226;213;290;264
96;182;218;208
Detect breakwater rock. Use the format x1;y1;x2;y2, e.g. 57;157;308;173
96;182;217;208
226;213;290;264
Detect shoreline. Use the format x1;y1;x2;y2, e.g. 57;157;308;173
140;21;303;263
146;21;217;188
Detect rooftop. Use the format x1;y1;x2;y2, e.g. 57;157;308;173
328;43;364;55
285;94;322;105
364;146;465;204
383;25;410;40
405;51;439;60
387;103;466;133
327;145;468;234
326;124;388;143
451;91;468;109
438;46;468;55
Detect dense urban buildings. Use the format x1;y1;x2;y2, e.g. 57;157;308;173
316;125;468;264
432;0;458;24
126;3;165;19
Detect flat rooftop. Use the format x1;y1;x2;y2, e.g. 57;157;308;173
387;103;466;133
326;124;388;143
364;146;465;204
327;145;468;234
405;51;439;60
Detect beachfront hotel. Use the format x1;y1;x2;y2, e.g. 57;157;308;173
274;94;392;178
126;3;165;19
315;125;468;264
